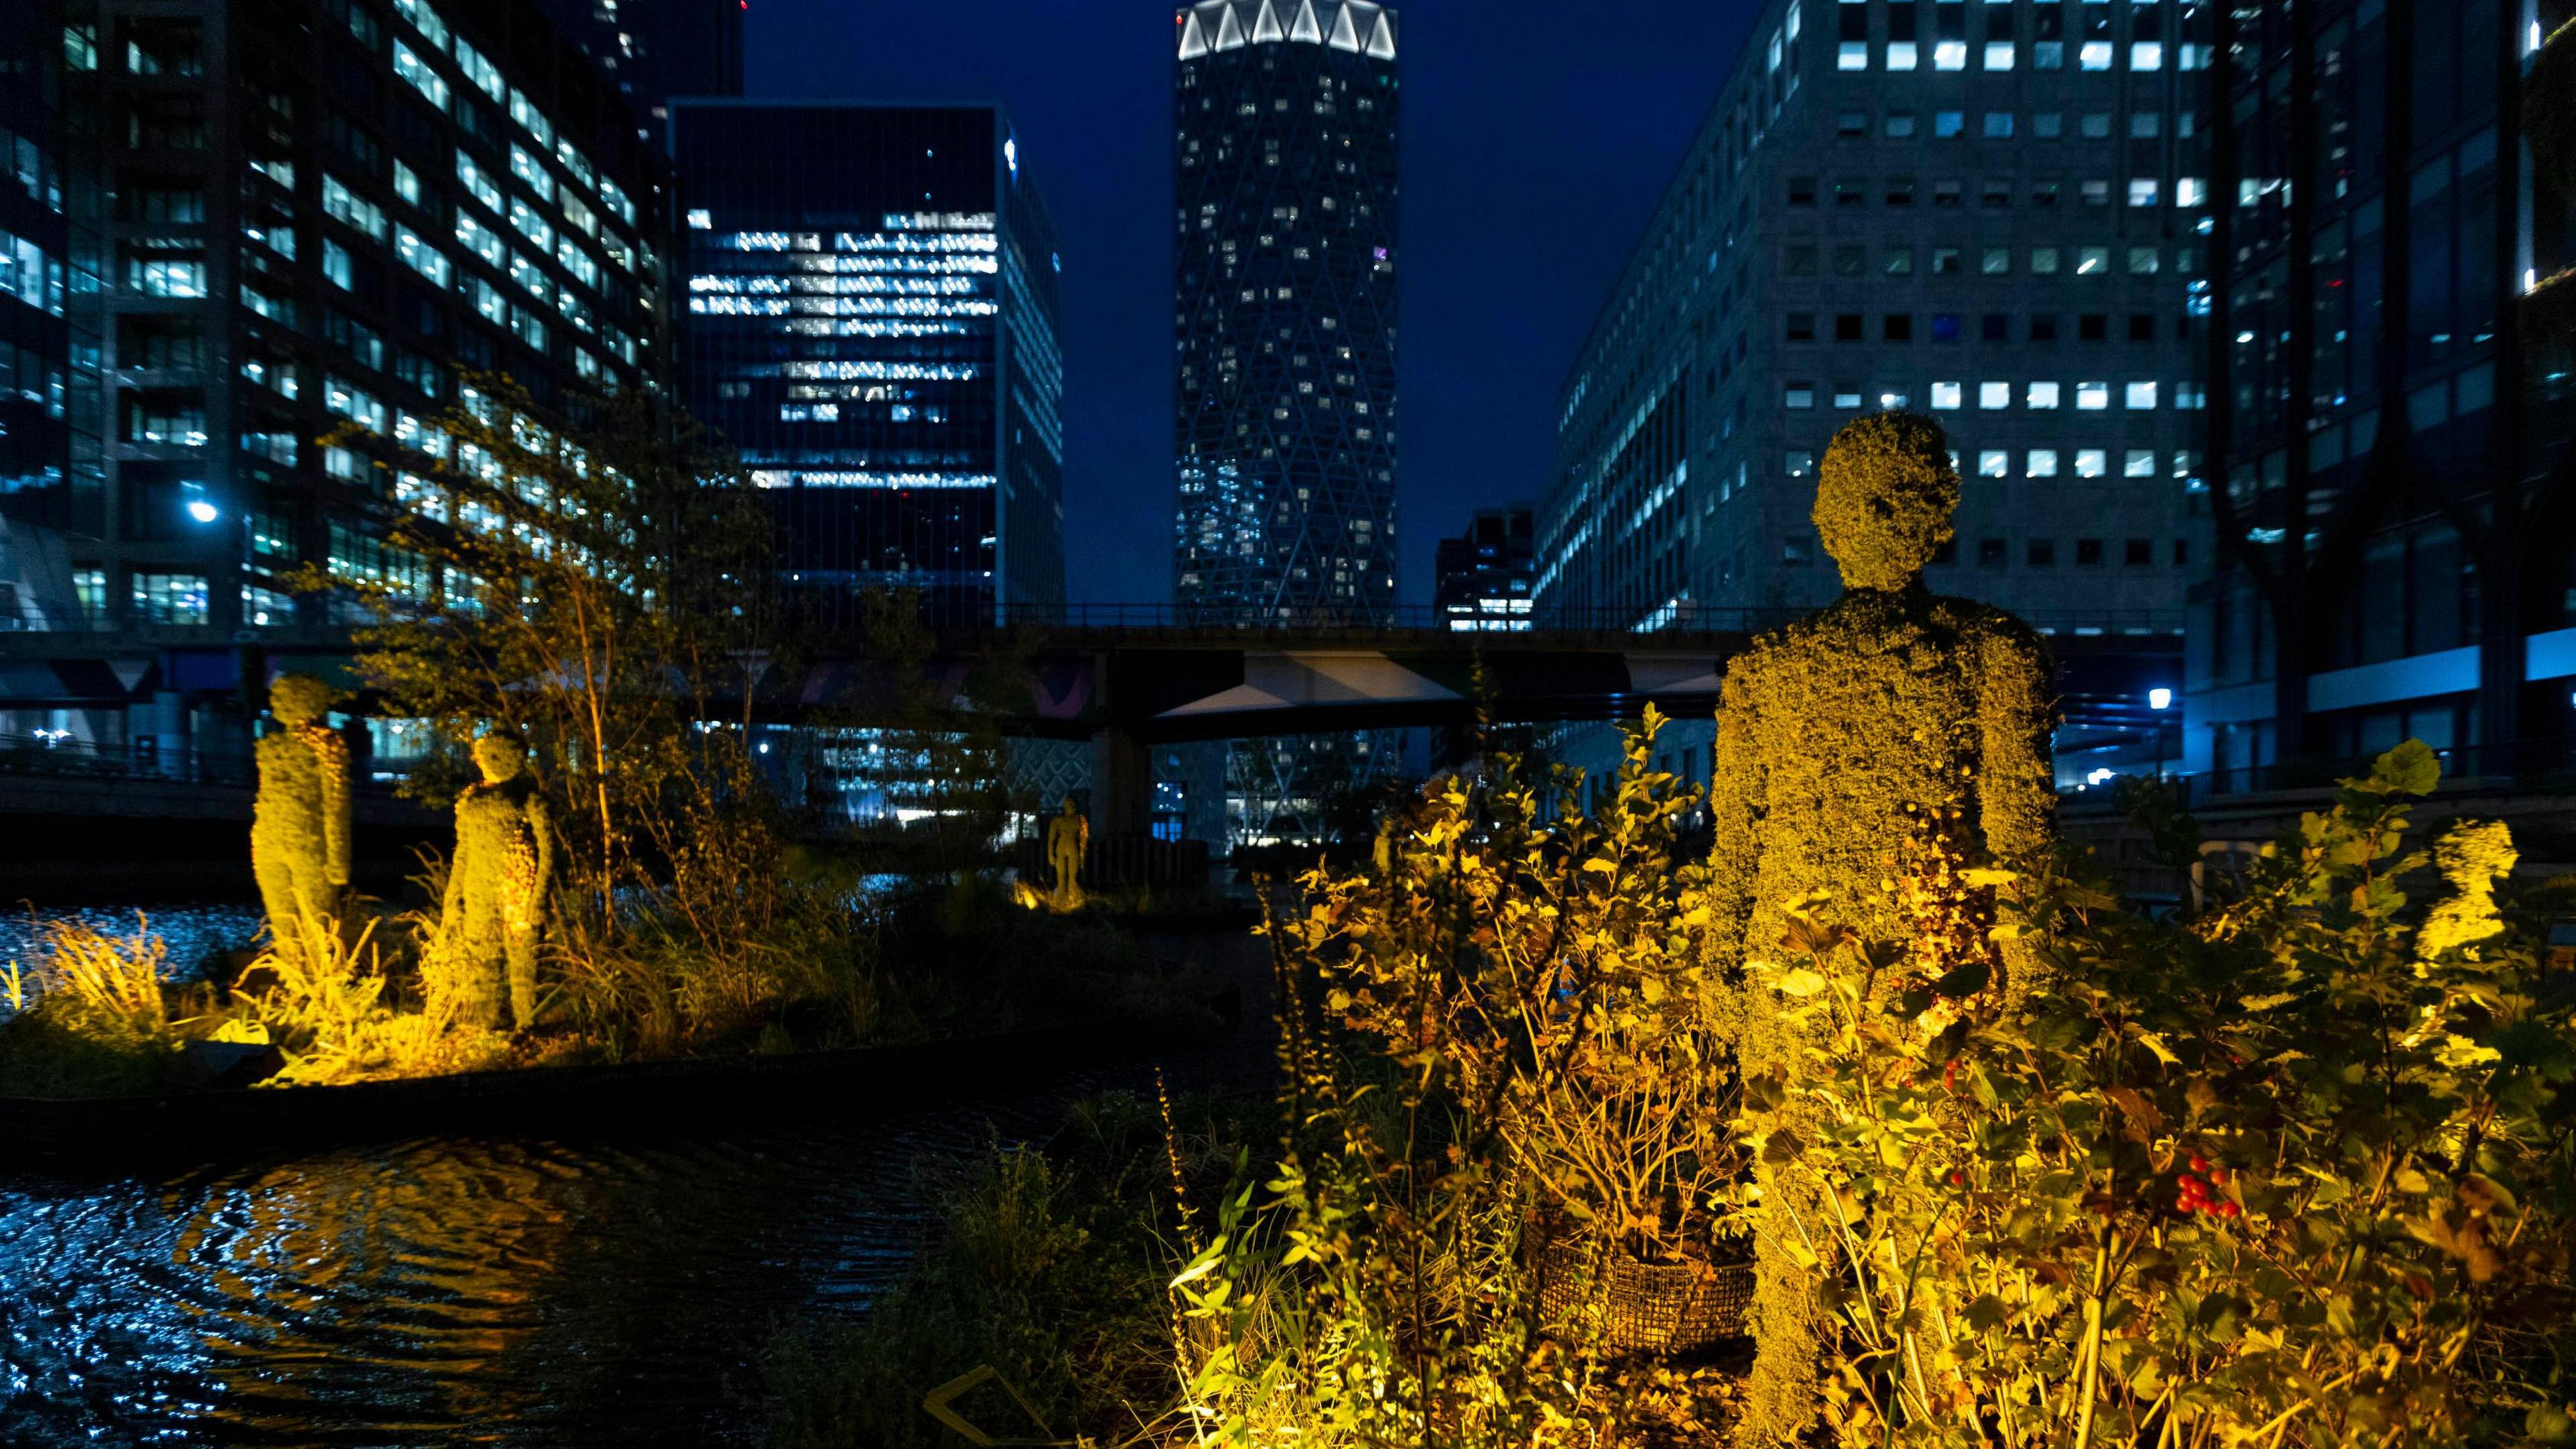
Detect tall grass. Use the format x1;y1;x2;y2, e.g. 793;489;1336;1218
0;917;180;1097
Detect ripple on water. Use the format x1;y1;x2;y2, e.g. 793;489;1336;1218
0;1073;1116;1446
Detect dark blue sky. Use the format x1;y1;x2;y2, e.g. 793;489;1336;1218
744;1;1765;605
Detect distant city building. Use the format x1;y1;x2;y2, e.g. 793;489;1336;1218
1434;503;1533;632
526;0;743;148
1542;0;2208;640
1536;0;2212;789
15;0;664;641
669;102;1067;623
1171;0;1401;622
0;1;76;582
2185;4;2576;786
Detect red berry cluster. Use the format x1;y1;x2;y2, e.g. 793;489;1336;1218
2176;1155;2241;1220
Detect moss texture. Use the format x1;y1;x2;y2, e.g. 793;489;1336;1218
440;735;553;1030
252;674;352;959
1709;413;2055;1442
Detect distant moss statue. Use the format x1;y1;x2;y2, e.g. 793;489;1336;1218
252;674;351;959
1045;797;1089;912
441;734;553;1030
1709;412;2056;1442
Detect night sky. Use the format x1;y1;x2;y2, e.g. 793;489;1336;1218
744;1;1767;606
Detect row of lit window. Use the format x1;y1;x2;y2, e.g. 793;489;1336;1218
379;0;640;228
1837;39;2206;72
688;274;987;297
1784;379;2200;411
710;228;999;254
1788;443;2195;480
688;296;1000;319
1788;174;2204;208
1837;108;2186;142
1784;240;2184;278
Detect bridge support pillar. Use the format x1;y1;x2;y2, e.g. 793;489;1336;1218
1090;725;1152;840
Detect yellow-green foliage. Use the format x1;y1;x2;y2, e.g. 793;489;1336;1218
242;918;512;1086
1711;411;2055;1444
0;918;178;1096
252;673;351;957
1168;712;1741;1444
1809;411;1961;592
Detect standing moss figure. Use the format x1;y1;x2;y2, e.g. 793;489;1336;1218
1044;796;1089;912
1709;412;2055;1442
252;674;352;961
441;734;553;1030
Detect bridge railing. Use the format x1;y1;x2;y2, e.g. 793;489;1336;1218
941;602;2188;637
0;733;416;793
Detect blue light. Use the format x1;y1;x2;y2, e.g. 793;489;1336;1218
184;496;220;525
2148;687;2174;710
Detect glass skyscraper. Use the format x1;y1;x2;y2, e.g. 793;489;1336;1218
670;103;1066;623
2184;2;2575;786
528;0;743;149
1171;0;1401;622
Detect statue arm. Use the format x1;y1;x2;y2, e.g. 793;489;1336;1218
440;805;469;922
318;735;352;886
530;796;555;908
1707;668;1766;965
1974;619;2057;867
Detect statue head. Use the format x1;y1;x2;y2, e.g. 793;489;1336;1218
1811;412;1961;592
472;733;527;785
269;673;335;728
1060;796;1079;816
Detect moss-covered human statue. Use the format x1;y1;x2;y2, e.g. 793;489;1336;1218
441;733;553;1030
252;673;351;960
1045;796;1089;912
1709;412;2056;1442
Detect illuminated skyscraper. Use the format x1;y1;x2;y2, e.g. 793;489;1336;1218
670;103;1066;622
528;0;744;148
1171;0;1400;622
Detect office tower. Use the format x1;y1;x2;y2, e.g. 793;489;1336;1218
37;0;663;639
2186;3;2575;786
1172;0;1400;622
1434;502;1534;633
525;0;743;148
669;103;1065;623
1544;0;2210;637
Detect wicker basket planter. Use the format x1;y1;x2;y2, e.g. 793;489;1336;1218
1526;1231;1756;1353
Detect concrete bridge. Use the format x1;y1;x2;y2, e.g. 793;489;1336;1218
0;606;2180;839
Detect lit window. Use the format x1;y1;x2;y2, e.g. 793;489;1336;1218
321;175;387;240
2124;449;2157;477
457;152;503;215
2077;381;2109;410
2027;381;2061;409
2076;449;2108;478
1786;450;1816;476
2131;40;2162;68
1982;247;2011;274
2176;177;2208;207
2080;40;2111;68
2030;246;2059;274
1983;111;2014;138
393;161;421;205
1888;40;1919;68
1978;381;2010;409
2127;178;2159;207
687;208;712;229
1935;109;1966;138
2082;178;2112;206
1978;449;2009;477
1932;382;1962;410
392;40;448;110
1984;40;2014;68
2125;381;2157;409
322;239;353;290
2076;247;2108;274
396;228;449;286
1935;38;1968;68
127;257;207;298
1840;42;1869;68
2127;246;2160;274
2026;448;2060;477
130;572;210;625
1784;382;1815;409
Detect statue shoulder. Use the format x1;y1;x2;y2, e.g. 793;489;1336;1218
1931;595;2049;661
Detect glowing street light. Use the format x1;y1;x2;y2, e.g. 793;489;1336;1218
2149;687;2173;710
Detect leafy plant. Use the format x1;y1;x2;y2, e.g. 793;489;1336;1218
1736;741;2576;1446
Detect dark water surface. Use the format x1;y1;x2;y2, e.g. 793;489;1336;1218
0;1078;1111;1446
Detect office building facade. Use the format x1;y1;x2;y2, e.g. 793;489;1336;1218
527;0;743;148
28;0;663;639
1434;502;1534;633
2185;1;2576;784
1542;0;2210;638
1172;0;1401;622
671;103;1065;623
0;1;78;582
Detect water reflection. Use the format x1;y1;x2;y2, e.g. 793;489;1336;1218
0;904;264;987
0;1082;1093;1445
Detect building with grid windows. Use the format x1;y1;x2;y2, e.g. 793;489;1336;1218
32;0;663;644
1537;0;2212;784
1171;0;1401;623
2184;1;2576;787
1434;502;1534;633
669;103;1065;623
